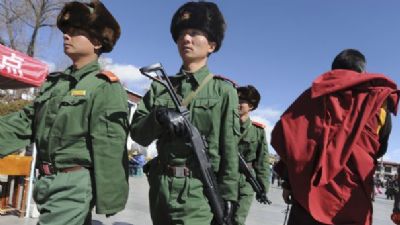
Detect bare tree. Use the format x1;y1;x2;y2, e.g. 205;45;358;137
0;0;86;56
0;0;86;101
24;0;69;56
0;0;25;51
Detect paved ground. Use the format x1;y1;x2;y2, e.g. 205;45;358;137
0;176;394;225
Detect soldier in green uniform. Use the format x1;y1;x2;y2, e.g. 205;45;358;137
233;85;270;225
0;1;129;224
130;1;240;225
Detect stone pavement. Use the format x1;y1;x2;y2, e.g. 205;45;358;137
0;176;394;225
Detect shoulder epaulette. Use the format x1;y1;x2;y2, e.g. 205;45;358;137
252;121;266;129
97;70;120;82
213;75;238;88
47;72;64;78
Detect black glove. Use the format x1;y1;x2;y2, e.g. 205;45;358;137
256;192;271;204
223;200;234;224
155;107;186;137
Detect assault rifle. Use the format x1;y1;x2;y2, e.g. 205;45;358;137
140;63;232;225
238;153;271;205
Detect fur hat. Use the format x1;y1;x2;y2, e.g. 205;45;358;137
170;1;226;52
57;0;120;53
237;85;261;110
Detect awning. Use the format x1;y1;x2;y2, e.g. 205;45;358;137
0;44;48;89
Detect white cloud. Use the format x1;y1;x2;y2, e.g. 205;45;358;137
99;57;151;94
250;106;282;155
383;148;400;163
252;106;281;121
100;57;145;83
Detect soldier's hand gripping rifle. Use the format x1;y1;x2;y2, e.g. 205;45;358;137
238;153;271;205
140;63;232;225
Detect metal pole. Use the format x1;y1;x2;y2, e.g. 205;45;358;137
25;144;37;218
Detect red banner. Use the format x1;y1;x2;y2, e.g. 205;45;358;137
0;44;48;89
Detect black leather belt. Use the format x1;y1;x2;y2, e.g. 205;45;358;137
39;162;85;176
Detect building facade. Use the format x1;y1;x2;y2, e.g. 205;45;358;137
375;160;399;180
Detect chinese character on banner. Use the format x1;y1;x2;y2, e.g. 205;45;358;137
0;53;25;77
0;44;48;88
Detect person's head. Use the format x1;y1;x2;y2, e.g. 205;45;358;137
57;0;120;60
170;1;226;64
237;85;261;116
331;49;366;73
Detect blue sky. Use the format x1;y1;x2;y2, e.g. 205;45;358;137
38;0;400;161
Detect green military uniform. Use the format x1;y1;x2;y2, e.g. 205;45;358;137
0;61;129;224
130;66;240;225
233;118;270;225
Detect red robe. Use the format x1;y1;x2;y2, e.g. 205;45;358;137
272;69;399;225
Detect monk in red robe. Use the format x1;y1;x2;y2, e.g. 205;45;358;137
272;49;399;225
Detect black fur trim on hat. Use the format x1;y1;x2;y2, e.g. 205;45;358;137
237;85;261;110
57;0;120;53
170;1;226;52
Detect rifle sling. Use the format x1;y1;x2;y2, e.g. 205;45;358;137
240;120;252;140
181;73;213;107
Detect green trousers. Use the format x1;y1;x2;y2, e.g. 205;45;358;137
33;168;93;225
233;173;254;225
148;168;213;225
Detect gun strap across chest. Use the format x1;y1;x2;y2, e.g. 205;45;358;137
181;73;213;107
240;121;252;140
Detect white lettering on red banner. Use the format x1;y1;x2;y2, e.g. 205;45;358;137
0;52;24;77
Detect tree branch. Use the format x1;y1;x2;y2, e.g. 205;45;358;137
26;0;37;13
17;16;35;28
39;23;55;28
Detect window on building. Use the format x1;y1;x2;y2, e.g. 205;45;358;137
385;167;392;173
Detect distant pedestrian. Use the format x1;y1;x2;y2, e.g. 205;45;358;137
271;170;276;185
129;152;146;176
387;177;399;200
